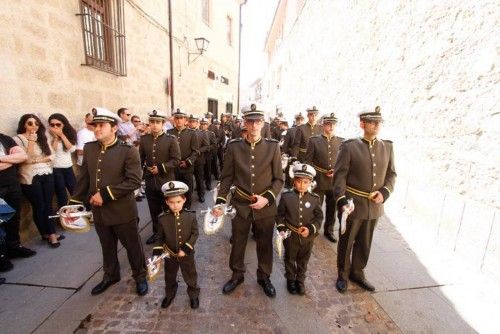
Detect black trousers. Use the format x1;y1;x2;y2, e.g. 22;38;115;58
193;162;205;197
283;233;314;282
0;183;22;249
21;174;56;236
316;189;336;235
53;167;76;210
210;151;220;180
175;170;193;209
217;147;224;171
164;254;199;299
94;220;147;283
144;180;165;236
337;218;377;281
230;214;274;280
203;153;213;188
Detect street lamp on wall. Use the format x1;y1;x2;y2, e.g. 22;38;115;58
188;37;209;64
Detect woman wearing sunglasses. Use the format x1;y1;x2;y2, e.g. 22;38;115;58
48;113;77;210
13;114;62;248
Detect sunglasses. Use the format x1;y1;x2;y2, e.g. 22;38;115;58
125;113;131;116
26;121;40;127
49;123;63;128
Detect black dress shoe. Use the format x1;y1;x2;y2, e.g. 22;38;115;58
0;277;5;285
145;234;158;245
222;277;244;294
336;279;348;293
190;297;199;309
8;246;37;258
91;279;120;295
286;279;298;295
324;232;337;243
257;278;276;298
136;279;148;296
161;296;175;308
349;276;375;292
296;281;305;295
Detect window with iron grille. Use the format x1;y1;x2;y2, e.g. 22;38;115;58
226;102;233;114
79;0;127;76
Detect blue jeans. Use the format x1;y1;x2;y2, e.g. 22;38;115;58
21;174;56;236
53;167;76;210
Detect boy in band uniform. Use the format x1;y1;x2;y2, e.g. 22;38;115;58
152;181;200;309
276;163;323;295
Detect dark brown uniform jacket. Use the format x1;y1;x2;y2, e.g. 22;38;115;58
217;137;284;220
293;122;322;161
281;126;298;157
156;209;198;256
304;134;344;191
71;138;142;226
167;127;199;173
333;137;396;220
194;129;210;164
139;132;180;188
276;189;323;240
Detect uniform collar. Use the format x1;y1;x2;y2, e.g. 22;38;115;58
361;137;377;146
293;188;307;197
175;126;186;133
152;131;164;139
100;137;118;150
307;122;316;127
245;137;262;146
322;133;334;140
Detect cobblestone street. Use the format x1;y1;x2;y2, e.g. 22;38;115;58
79;195;399;334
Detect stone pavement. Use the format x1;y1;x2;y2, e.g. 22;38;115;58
0;190;497;333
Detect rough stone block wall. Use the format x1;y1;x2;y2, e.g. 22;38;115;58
268;0;499;209
0;0;171;132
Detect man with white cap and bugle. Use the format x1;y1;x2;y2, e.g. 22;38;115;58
304;112;344;243
333;106;396;293
70;107;148;296
293;106;322;162
214;103;284;298
139;109;180;245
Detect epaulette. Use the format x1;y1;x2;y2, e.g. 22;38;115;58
337;136;345;141
342;138;356;144
119;142;133;147
158;210;168;218
265;138;279;143
183;208;196;213
310;135;321;139
282;188;294;193
227;138;242;144
309;191;320;198
382;139;393;143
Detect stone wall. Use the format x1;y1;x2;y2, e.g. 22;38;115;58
262;0;499;209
